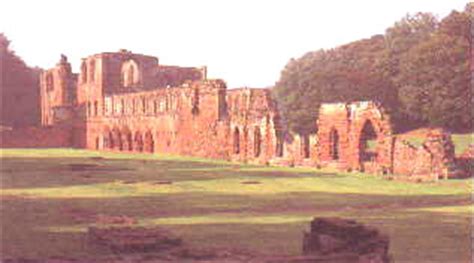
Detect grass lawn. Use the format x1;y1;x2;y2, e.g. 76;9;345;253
1;148;472;262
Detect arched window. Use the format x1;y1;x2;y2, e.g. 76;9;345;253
329;129;339;160
233;127;240;154
121;60;140;87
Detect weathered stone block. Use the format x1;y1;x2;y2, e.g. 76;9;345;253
303;217;390;263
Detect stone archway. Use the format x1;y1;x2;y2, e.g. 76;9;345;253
358;120;378;163
111;127;122;151
349;102;393;172
144;131;154;153
121;127;132;151
133;131;144;152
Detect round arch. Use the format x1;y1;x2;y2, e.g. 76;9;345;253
111;127;122;151
121;60;140;87
133;131;144;152
144;130;154;153
121;126;133;151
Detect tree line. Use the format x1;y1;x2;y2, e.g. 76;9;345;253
0;33;41;127
273;4;472;135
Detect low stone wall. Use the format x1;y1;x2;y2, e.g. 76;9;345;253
456;144;474;178
0;126;73;148
392;129;456;181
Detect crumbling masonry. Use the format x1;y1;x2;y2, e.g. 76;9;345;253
4;50;456;181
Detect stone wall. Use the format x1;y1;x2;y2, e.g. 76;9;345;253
392;129;457;181
0;126;73;148
84;79;235;160
227;88;279;164
456;144;474;178
316;101;392;173
40;55;77;126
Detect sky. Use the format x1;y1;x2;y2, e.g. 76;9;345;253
0;0;467;88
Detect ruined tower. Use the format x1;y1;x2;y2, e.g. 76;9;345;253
40;55;77;126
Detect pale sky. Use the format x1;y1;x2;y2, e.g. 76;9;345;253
0;0;467;88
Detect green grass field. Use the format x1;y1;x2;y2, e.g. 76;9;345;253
1;149;472;262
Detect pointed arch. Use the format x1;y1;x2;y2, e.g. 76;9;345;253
359;119;378;162
121;126;132;151
111;127;122;151
144;130;154;153
133;131;144;152
121;60;140;87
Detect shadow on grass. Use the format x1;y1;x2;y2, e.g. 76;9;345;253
1;157;340;189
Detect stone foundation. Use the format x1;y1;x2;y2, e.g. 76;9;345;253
0;126;72;148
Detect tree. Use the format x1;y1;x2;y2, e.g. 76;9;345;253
397;11;471;131
274;35;395;135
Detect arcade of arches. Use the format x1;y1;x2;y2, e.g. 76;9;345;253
33;51;458;181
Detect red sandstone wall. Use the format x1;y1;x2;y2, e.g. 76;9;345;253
392;130;456;181
154;65;205;88
83;79;233;160
227;88;279;164
316;102;392;173
316;103;351;170
40;56;77;126
392;139;419;176
0;126;73;148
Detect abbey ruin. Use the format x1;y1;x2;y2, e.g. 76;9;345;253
1;50;457;181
